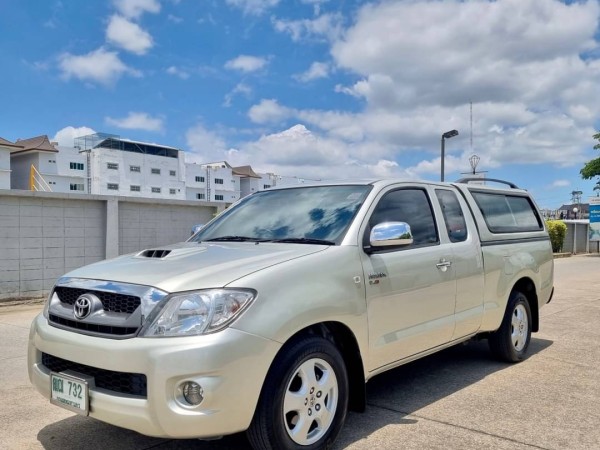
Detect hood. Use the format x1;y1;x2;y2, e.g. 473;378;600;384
64;241;328;293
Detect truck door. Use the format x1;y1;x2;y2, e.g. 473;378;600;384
434;188;485;339
360;187;456;371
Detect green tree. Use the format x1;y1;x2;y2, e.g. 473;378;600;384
580;132;600;179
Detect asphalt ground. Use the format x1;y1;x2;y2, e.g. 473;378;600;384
1;256;599;450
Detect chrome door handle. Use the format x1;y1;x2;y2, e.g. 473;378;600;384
436;259;452;272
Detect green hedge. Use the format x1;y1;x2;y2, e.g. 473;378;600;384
546;220;567;253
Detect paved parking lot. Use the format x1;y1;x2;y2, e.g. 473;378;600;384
1;256;599;449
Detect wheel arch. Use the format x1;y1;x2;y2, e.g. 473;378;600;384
263;321;366;413
512;277;539;332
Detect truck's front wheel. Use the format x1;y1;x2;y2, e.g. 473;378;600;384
247;336;349;450
489;291;532;362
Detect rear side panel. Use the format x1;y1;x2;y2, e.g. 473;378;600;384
453;183;554;332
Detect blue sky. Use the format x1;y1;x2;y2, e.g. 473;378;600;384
1;0;600;209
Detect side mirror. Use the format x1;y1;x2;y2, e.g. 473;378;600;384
191;224;204;236
370;222;413;247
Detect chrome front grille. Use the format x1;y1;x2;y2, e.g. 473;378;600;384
47;278;168;339
54;286;141;314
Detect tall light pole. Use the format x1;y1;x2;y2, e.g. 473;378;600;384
441;129;458;182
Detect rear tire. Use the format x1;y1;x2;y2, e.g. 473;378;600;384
247;336;349;450
489;291;532;362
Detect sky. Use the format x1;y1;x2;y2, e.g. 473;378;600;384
1;0;600;209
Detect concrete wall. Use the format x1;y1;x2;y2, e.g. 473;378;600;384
118;200;215;255
0;190;222;301
562;221;600;254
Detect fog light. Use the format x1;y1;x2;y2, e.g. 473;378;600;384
182;381;204;406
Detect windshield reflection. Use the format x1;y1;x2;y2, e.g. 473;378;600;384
190;185;371;245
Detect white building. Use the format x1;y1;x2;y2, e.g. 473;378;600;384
233;166;271;198
9;136;88;193
7;131;318;204
0;137;19;190
185;161;240;203
75;134;186;200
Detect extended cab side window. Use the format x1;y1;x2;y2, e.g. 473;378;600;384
435;189;468;242
471;192;543;233
369;188;439;248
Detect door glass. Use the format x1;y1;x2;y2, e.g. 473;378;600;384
435;189;468;242
369;189;438;248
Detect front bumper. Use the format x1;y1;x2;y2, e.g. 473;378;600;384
28;313;281;438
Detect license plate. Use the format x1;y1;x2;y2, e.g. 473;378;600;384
50;372;89;415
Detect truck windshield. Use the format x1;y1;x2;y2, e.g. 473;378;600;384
190;185;371;245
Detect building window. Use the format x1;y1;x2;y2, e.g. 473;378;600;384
214;178;224;184
151;187;161;193
130;185;141;192
107;162;119;170
151;168;161;175
69;183;84;191
70;162;84;170
196;193;205;200
215;194;224;201
170;170;176;176
169;188;176;195
195;176;205;182
263;184;271;189
130;165;141;173
107;183;119;191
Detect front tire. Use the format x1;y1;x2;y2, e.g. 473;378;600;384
247;336;349;450
489;291;532;362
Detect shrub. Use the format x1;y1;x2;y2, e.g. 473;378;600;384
546;220;567;253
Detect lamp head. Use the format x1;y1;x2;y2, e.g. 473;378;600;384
442;130;459;139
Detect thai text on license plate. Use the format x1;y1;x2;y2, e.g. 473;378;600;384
50;372;89;415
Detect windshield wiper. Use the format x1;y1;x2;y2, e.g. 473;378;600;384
269;238;335;245
204;236;269;242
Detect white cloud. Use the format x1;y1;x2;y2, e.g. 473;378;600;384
105;112;164;132
300;0;329;16
166;66;190;79
331;0;600;112
113;0;160;19
254;0;600;176
224;55;269;73
272;12;343;42
221;124;408;180
52;126;96;147
58;47;141;86
223;83;252;107
248;99;293;124
106;15;153;55
552;180;571;188
185;123;234;163
168;14;183;24
226;0;279;16
294;62;329;82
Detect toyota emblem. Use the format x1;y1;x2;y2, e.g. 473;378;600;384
74;295;93;320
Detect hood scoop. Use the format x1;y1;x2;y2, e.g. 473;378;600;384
139;249;172;259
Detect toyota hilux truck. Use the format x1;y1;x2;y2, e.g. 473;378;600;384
29;178;554;450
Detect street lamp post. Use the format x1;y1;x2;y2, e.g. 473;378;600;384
441;129;459;182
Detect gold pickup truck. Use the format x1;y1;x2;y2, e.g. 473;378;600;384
29;178;554;450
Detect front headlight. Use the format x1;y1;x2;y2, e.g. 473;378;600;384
140;289;256;337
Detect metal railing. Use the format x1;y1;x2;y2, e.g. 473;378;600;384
29;164;52;192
